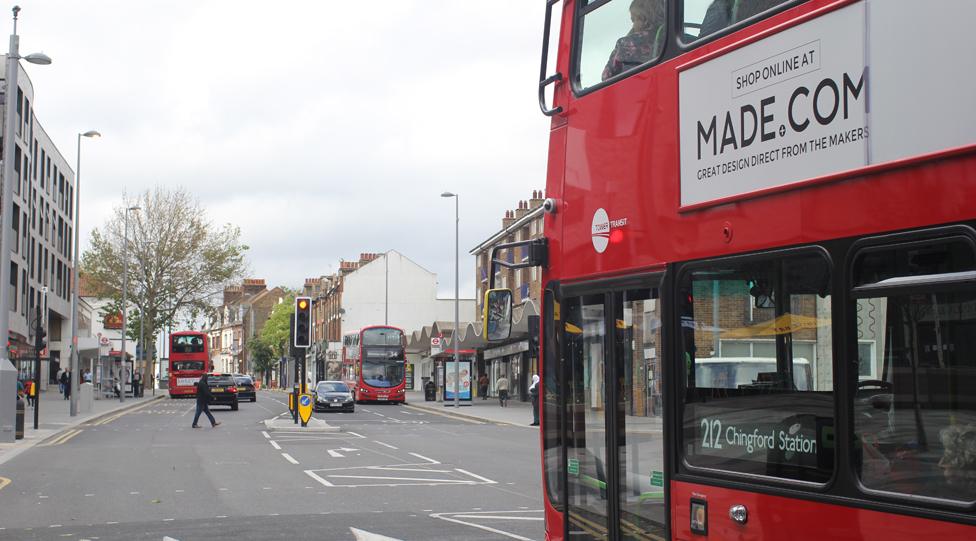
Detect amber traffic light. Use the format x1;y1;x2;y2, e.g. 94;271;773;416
294;296;312;348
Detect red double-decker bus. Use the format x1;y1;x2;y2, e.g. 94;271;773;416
168;331;209;398
341;326;407;404
485;0;976;539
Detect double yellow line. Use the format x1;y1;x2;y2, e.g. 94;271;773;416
41;398;161;446
38;428;82;447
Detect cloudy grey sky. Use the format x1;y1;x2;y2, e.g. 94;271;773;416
16;0;551;299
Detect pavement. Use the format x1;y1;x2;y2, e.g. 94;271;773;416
0;387;164;466
403;391;538;428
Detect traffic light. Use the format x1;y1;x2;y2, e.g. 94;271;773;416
35;326;47;353
527;315;540;358
294;296;311;348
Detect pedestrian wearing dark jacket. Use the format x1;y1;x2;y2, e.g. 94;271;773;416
192;374;220;428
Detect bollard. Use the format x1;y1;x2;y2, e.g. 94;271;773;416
15;397;24;440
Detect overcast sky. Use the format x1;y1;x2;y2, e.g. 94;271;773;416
15;1;551;300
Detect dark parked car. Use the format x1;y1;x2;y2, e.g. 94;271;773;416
234;374;256;402
207;373;239;411
314;381;355;412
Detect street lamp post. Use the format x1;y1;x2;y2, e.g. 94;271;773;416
440;192;460;408
0;7;52;412
69;130;100;417
119;205;140;402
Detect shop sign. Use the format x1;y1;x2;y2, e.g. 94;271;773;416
483;340;529;360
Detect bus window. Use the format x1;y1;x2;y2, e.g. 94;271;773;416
576;0;666;90
852;237;976;504
679;251;834;483
682;0;795;41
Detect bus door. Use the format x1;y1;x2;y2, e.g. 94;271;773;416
558;283;667;540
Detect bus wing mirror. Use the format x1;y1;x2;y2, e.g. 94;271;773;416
484;289;513;341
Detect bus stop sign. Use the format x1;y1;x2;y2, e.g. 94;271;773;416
298;393;313;426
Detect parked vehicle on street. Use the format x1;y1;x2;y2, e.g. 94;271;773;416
314;380;355;412
206;373;239;411
233;374;256;402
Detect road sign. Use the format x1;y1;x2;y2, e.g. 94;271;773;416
298;393;313;425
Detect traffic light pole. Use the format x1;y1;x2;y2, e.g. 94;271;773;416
33;307;42;430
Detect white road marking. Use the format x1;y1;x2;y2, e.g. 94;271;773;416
328;474;476;484
261;431;271;439
408;452;439;464
328;449;344;458
451;515;544;521
270;441;281;450
305;470;335;487
455;469;497;484
282;453;300;465
374;441;398;449
429;510;543;541
345;431;365;438
350;527;402;541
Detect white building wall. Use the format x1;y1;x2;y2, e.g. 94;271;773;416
340;251;475;337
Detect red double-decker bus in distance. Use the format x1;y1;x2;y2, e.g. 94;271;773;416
168;331;209;398
341;326;407;404
487;0;976;539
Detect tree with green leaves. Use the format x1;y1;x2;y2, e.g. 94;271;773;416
260;293;295;360
81;187;248;389
248;336;275;386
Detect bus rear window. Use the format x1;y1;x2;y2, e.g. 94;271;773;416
679;250;834;483
173;335;205;353
173;361;205;372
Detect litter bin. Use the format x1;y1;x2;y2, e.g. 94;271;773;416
424;380;436;401
15;397;24;440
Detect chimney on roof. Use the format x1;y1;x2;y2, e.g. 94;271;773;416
529;190;544;210
223;285;243;305
242;278;267;296
502;209;515;229
516;200;530;219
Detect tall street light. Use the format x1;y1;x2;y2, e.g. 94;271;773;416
441;192;460;408
119;205;140;402
69;130;100;417
0;7;52;404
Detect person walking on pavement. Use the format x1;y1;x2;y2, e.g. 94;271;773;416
529;374;541;426
60;370;71;400
496;374;510;407
192;374;220;428
478;373;489;400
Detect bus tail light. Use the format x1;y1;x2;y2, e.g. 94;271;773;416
229;387;237;393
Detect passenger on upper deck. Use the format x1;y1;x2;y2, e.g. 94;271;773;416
698;0;788;39
602;0;666;81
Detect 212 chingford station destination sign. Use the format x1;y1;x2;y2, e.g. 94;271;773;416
679;4;867;208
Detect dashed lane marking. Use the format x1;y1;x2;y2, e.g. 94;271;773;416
374;441;398;450
270;441;281;450
282;453;300;465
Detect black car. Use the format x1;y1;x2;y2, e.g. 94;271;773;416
314;381;355;412
234;374;256;402
207;373;239;411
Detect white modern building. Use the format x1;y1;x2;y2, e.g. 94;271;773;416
2;55;77;389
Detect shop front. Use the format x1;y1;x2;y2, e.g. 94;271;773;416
483;340;530;402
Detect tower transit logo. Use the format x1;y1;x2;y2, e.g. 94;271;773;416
591;208;628;254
